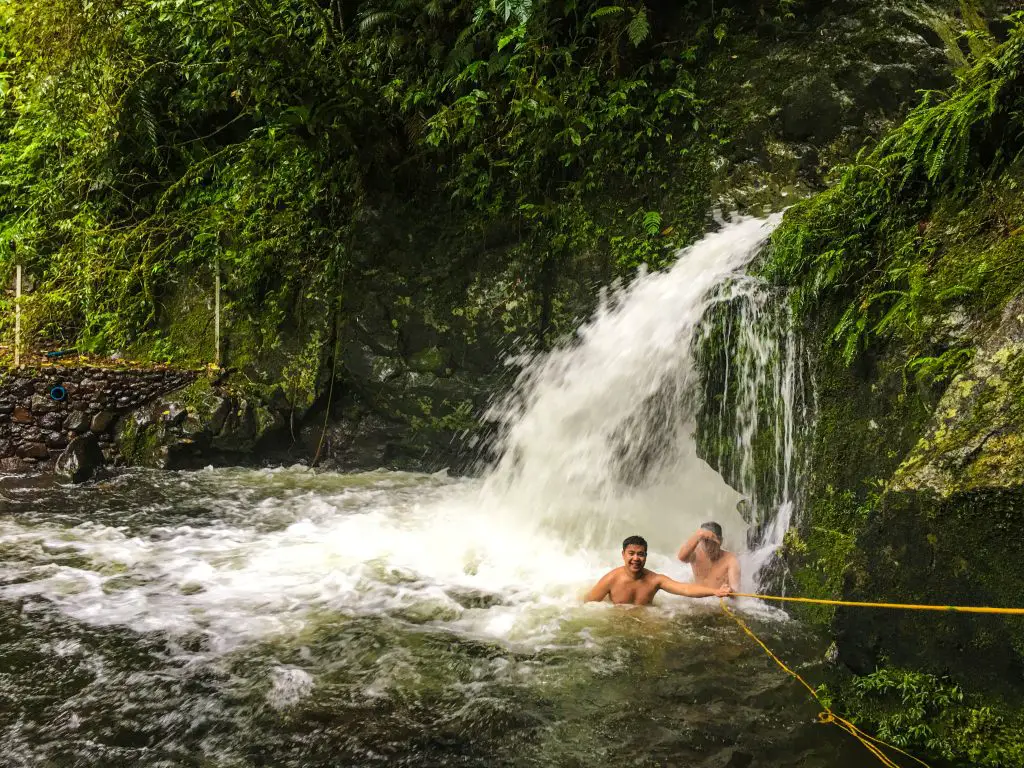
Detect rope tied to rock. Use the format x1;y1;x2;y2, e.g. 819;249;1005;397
720;598;936;768
728;592;1024;615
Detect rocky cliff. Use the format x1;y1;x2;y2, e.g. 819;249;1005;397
730;13;1024;765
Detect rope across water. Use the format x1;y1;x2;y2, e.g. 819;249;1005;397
719;593;1024;768
729;592;1024;615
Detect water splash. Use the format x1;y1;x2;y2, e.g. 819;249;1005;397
479;215;801;579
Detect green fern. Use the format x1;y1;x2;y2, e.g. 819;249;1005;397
766;14;1024;369
642;209;661;235
627;8;650;47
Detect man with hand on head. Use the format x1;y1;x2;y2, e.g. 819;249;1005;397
677;522;741;592
585;535;732;605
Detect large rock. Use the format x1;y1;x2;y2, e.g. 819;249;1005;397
90;411;116;433
55;434;106;483
64;410;90;433
114;378;288;469
835;297;1024;696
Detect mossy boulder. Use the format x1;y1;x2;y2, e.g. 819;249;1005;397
114;376;289;469
891;297;1024;497
835;296;1024;697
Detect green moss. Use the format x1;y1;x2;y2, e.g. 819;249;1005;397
785;488;868;625
115;413;163;468
280;331;324;408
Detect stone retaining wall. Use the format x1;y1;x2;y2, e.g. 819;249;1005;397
0;366;196;472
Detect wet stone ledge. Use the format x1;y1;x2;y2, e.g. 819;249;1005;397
0;366;197;473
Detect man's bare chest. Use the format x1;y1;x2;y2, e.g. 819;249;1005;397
693;555;730;579
609;578;657;605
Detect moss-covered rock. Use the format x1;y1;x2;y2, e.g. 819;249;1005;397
892;296;1024;497
835;296;1024;696
114;376;290;469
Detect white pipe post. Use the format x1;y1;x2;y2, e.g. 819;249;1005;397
14;264;21;368
214;260;221;368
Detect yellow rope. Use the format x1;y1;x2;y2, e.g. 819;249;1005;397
729;593;1024;615
717;593;1023;764
719;599;933;768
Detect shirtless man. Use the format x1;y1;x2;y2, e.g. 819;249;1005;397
584;535;732;606
677;522;741;592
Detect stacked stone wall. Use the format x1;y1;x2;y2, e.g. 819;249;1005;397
0;366;196;472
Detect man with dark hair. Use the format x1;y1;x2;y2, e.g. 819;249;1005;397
584;535;732;605
677;522;741;592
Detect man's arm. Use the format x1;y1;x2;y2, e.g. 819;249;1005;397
677;529;714;563
656;574;732;598
727;555;741;592
584;570;616;602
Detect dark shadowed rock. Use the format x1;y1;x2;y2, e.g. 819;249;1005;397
162;403;188;426
39;412;63;430
17;442;49;459
90;411;116;433
64;410;90;433
55;434;106;483
30;393;56;414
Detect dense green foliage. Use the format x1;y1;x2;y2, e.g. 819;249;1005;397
0;0;801;362
767;12;1024;380
820;666;1024;767
764;16;1024;768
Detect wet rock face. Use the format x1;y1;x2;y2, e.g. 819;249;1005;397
114;380;289;470
0;367;196;473
836;487;1024;696
55;433;106;484
713;0;957;211
835;297;1024;697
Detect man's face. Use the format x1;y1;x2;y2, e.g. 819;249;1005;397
622;544;647;573
702;534;722;558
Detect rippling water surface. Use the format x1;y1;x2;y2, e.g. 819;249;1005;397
0;468;866;768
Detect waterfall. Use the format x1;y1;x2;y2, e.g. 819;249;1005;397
480;214;810;585
0;214;813;661
695;262;813;582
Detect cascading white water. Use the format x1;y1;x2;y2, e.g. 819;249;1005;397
694;263;812;581
479;213;805;582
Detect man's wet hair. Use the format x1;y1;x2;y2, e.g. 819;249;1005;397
701;522;723;541
622;535;648;551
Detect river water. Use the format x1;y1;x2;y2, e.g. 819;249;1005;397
0;469;864;768
0;219;865;767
